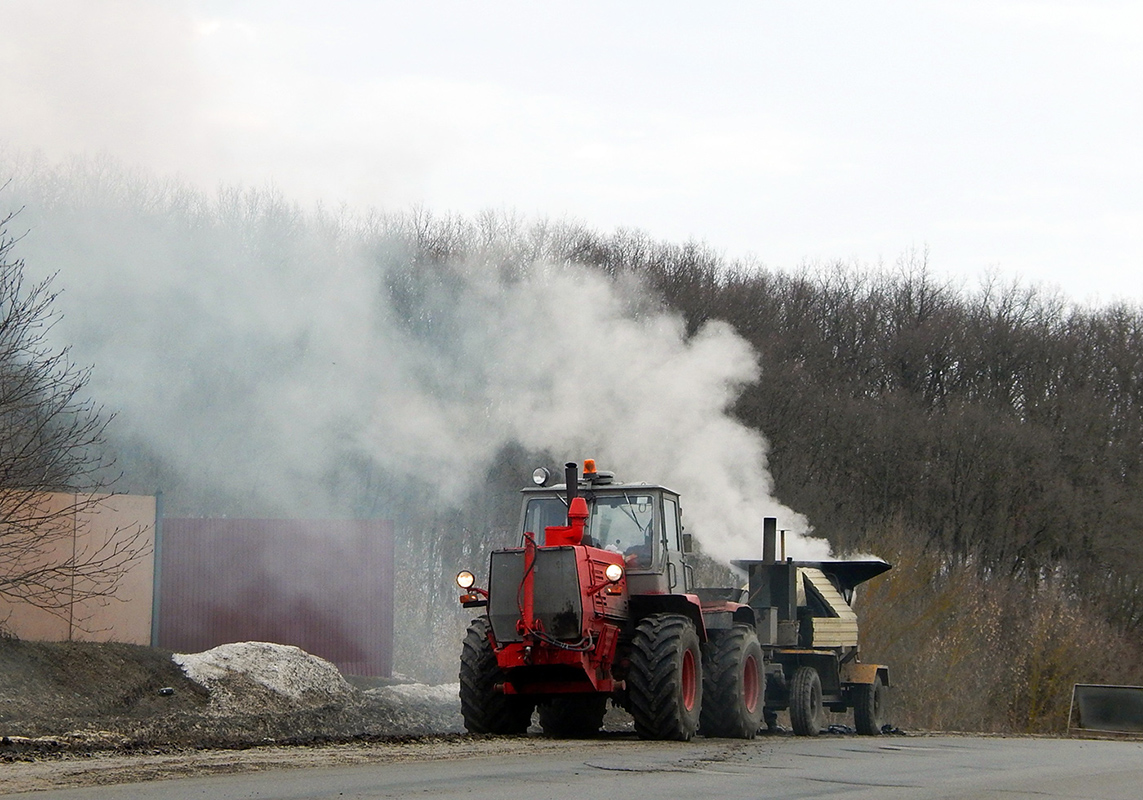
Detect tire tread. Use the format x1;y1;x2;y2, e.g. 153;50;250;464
700;625;764;739
853;675;886;735
459;618;533;734
626;613;702;741
789;665;824;736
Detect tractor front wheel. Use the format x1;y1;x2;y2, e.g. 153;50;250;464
459;618;534;734
627;613;702;741
699;625;764;739
789;665;824;736
853;675;887;735
539;695;608;737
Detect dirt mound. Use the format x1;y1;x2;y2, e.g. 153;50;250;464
0;638;462;757
0;639;210;732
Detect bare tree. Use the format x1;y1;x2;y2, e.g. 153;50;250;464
0;208;148;623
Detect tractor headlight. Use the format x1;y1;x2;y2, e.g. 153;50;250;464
532;467;551;486
604;563;624;583
456;570;476;589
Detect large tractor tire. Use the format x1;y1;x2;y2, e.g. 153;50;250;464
789;665;825;736
459;618;534;734
853;675;887;735
627;613;703;741
539;695;608;738
699;625;764;739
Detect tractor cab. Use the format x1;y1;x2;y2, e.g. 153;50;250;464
521;460;691;595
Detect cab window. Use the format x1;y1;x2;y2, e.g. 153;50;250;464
523;497;567;539
593;494;656;568
663;496;681;551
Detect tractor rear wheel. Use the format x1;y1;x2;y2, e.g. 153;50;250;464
853;675;887;735
789;665;824;736
459;618;534;734
699;625;764;739
627;613;702;741
539;695;608;737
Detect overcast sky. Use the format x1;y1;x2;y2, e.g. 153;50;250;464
2;0;1140;304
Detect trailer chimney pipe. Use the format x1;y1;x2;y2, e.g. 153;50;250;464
763;517;777;563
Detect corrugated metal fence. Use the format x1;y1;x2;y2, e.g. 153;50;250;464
156;518;393;676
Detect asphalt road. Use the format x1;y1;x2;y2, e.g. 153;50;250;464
5;734;1142;800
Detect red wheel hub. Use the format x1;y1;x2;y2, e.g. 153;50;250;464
743;654;760;714
681;648;697;711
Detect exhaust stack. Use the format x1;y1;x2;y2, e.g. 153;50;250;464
763;517;778;563
564;461;578;519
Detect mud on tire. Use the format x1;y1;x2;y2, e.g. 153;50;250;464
539;695;607;738
699;625;764;739
789;665;824;736
853;675;887;735
627;613;702;741
459;618;534;734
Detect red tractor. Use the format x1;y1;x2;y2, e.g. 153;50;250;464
456;460;891;740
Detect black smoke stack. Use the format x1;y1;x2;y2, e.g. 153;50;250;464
763;516;778;563
564;461;578;513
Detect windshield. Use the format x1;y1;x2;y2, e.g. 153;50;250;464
522;493;658;568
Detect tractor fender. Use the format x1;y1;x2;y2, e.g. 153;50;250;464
699;602;757;632
631;593;707;641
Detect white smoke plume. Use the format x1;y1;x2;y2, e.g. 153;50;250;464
0;152;828;563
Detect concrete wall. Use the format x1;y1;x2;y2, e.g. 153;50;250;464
0;493;156;644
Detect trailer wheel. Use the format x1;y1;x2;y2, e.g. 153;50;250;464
539;695;608;738
789;665;824;736
699;625;764;739
853;675;887;735
627;613;702;741
459;618;534;734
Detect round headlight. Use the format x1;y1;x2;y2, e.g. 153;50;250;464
604;563;624;583
456;570;476;589
532;467;551;486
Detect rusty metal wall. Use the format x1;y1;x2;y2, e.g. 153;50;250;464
157;518;393;676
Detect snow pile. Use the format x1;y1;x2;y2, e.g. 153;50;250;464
169;642;464;733
363;682;463;733
367;682;459;705
173;642;357;711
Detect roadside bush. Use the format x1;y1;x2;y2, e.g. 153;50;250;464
855;521;1143;733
